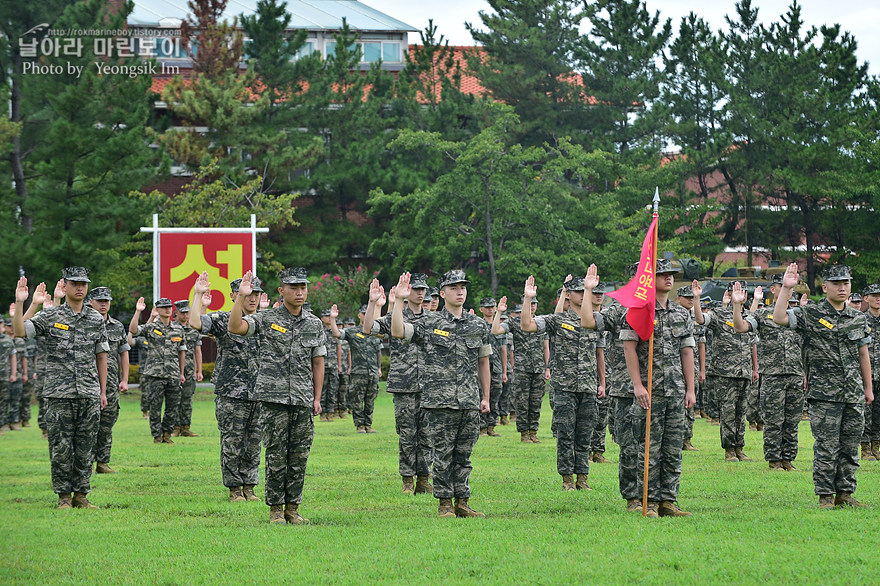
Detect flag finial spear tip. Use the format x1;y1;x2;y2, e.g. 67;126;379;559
653;187;660;213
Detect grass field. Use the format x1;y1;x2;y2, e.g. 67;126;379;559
1;385;878;584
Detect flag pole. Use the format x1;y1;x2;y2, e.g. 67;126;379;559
642;188;660;517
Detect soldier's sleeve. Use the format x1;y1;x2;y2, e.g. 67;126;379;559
479;321;492;358
677;314;696;349
786;306;804;331
135;322;151;338
242;313;261;338
745;313;759;333
372;314;392;337
95;320;110;355
311;334;327;358
855;314;872;347
499;321;510;335
702;310;714;328
118;332;131;354
25;310;49;339
338;327;350;341
533;314;550;334
597;332;606;348
401;322;416;343
619;310;640;342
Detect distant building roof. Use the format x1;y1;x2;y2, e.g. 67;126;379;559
129;0;417;32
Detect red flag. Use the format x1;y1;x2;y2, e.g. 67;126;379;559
606;215;658;341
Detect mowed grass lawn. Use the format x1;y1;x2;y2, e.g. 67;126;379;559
2;384;878;584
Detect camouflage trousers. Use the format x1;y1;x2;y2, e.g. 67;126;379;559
261;402;313;506
809;399;864;496
591;394;610;453
498;378;512;417
140;380;151;413
703;376;719;419
612;396;639;500
338;373;350;409
321;370;338;415
424;407;480;500
0;380;8;426
695;381;704;411
46;397;100;494
20;378;34;422
480;375;503;428
514;371;545;433
8;380;23;423
746;380;762;425
350;374;379;428
861;379;880;442
94;391;120;464
216;396;262;488
554;391;597;476
392;393;431;477
633;394;685;502
714;376;749;449
685;406;695;440
143;376;180;438
760;374;804;462
175;374;196;428
35;378;47;431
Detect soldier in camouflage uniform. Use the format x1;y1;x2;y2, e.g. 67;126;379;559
522;271;605;492
862;283;880;460
478;297;504;437
336;317;352;418
6;324;26;430
492;297;547;443
88;287;130;474
772;264;873;508
426;287;440;312
676;285;705;451
19;337;36;428
620;261;696;518
589;283;612;463
0;320;16;433
129;297;186;444
131;335;152;418
318;308;341;421
391;270;491;518
228;268;325;524
363;273;433;495
693;281;757;462
497;311;512;425
14;268;109;509
171;300;203;437
191;272;264;503
732;276;804;470
334;305;382;433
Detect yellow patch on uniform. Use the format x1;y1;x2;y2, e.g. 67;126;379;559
52;323;70;331
270;323;287;334
725;321;735;328
171;337;182;342
561;323;576;331
433;329;450;337
152;329;164;336
819;318;834;330
356;333;365;339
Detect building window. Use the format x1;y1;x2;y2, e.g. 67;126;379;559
362;42;381;62
382;42;400;62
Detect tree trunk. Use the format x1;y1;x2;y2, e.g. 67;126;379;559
9;53;32;233
484;189;497;296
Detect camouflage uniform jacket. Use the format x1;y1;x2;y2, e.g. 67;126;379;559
534;308;606;395
485;322;505;376
498;319;544;374
134;321;186;380
104;316;131;390
373;306;425;394
601;300;631;397
200;311;259;400
322;327;339;372
401;308;491;410
13;336;26;381
702;307;753;380
0;335;14;379
243;305;326;406
865;311;880;379
24;304;109;398
620;300;696;397
178;323;203;379
339;326;382;377
787;299;871;403
746;305;804;376
340;339;351;372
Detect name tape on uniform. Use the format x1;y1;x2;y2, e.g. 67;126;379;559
818;318;834;330
270;323;287;334
171;337;182;342
53;323;70;330
152;329;164;336
433;329;450;337
356;333;365;339
561;323;576;332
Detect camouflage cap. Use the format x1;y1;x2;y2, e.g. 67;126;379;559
626;262;640;279
510;303;523;313
439;269;470;288
358;304;368;314
849;293;863;303
676;285;694;298
770;274;784;286
154;298;173;308
788;292;801;304
410;273;429;289
499;311;508;320
520;295;539;304
302;303;312;313
230;276;264;293
593;282;614;294
344;317;356;325
336;319;343;326
62;266;91;282
3;317;12;326
174;300;191;313
564;276;585;291
863;284;880;296
278;266;309;285
726;280;748;292
320;308;333;317
479;297;497;308
824;265;852;282
88;286;113;301
656;259;681;275
427;287;439;298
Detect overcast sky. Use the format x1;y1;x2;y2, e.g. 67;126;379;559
366;0;880;76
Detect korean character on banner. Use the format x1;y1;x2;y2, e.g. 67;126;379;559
138;37;156;57
93;37;110;57
19;36;39;58
39;37;60;57
60;37;83;57
114;37;135;57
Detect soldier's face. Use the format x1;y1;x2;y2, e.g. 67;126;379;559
440;284;467;308
156;306;173;319
591;293;605;307
677;296;694;309
409;287;426;306
64;279;88;302
822;280;851;304
656;273;674;292
90;299;110;316
242;292;259;314
567;290;584;308
279;283;307;308
867;294;880;310
430;297;439;310
176;310;189;324
480;306;495;319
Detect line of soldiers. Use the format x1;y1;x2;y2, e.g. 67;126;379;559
7;258;878;519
